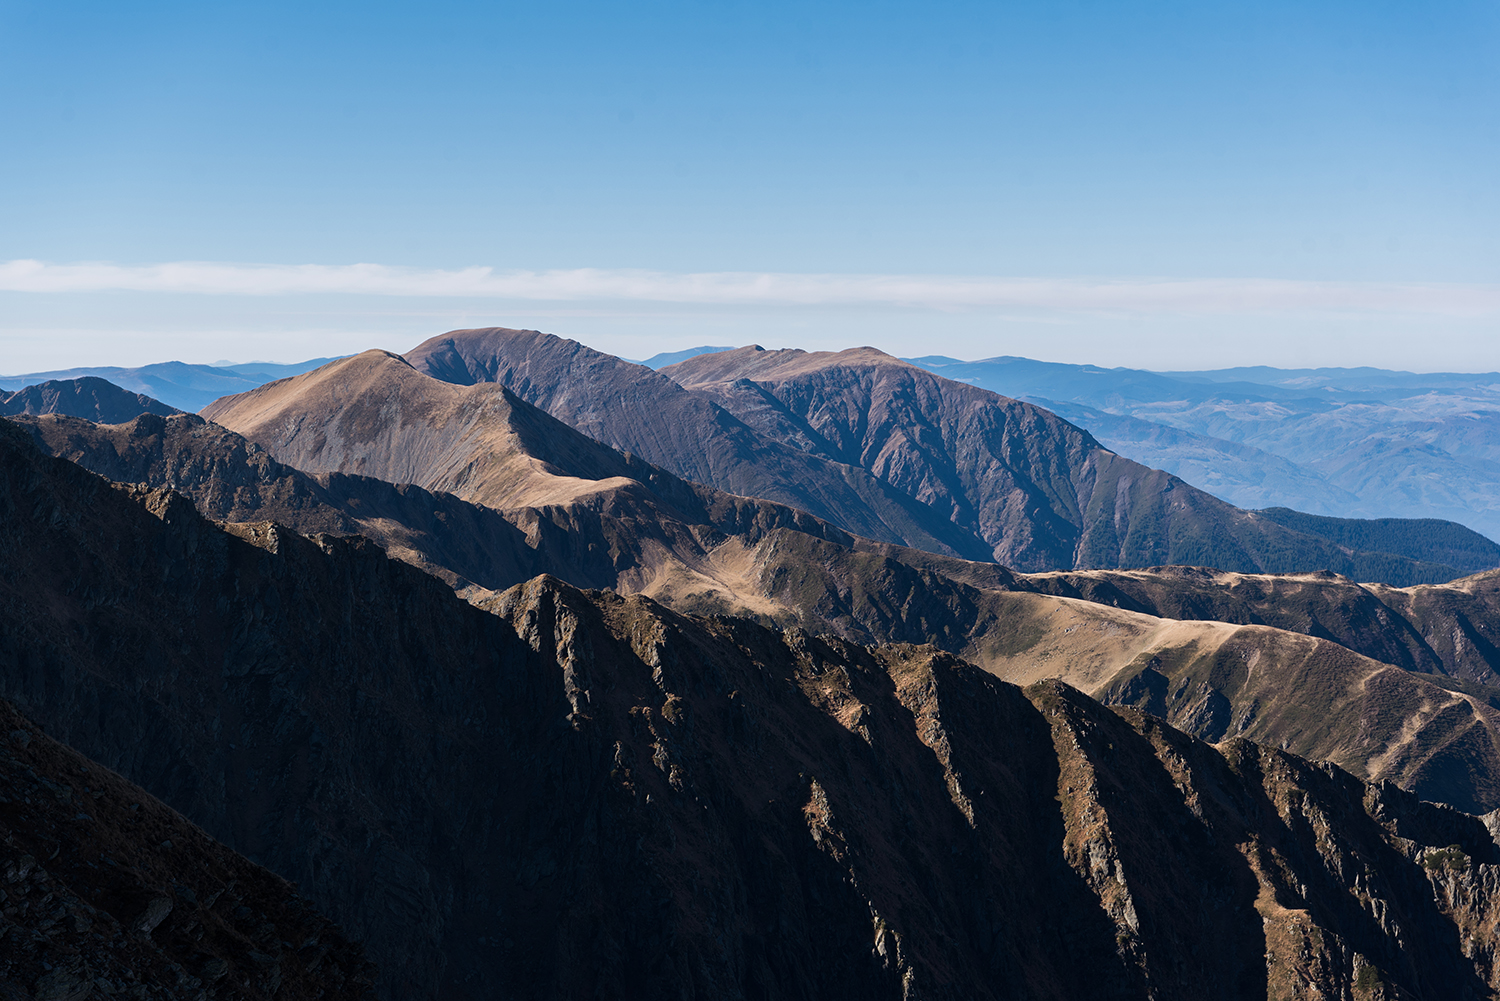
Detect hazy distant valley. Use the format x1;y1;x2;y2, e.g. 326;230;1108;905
7;329;1500;999
909;354;1500;543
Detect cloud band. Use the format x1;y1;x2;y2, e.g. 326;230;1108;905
1;259;1497;316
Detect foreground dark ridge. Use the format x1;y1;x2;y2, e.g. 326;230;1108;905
3;420;1500;999
0;698;374;999
15;409;1500;814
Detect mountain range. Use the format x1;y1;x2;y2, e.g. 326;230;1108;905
1;376;184;423
0;358;339;413
911;353;1500;543
15;342;1498;812
398;328;1478;584
8;327;1500;998
3;417;1500;998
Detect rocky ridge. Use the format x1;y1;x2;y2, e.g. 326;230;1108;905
662;343;1463;582
5;417;1500;998
15;394;1500;812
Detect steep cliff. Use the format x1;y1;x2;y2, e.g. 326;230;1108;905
4;418;1500;999
15;409;1500;814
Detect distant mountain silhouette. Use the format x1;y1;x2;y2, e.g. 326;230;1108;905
0;376;181;423
0;357;339;412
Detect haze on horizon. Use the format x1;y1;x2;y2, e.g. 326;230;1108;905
1;0;1496;373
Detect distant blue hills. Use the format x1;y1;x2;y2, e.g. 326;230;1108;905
0;358;342;413
905;355;1500;543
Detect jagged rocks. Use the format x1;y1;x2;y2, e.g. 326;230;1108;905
5;416;1500;999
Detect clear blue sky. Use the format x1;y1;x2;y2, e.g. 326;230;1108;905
2;0;1497;371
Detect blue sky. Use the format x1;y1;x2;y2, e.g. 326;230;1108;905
2;0;1497;371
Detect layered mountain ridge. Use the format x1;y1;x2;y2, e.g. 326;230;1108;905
3;417;1500;999
19;356;1500;812
663;342;1474;582
1;376;184;423
400;328;1466;583
398;331;995;560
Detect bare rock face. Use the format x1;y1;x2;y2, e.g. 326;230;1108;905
0;699;374;1000
4;417;1500;999
0;377;182;424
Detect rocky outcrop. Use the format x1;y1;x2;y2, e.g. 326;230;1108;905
4;417;1500;998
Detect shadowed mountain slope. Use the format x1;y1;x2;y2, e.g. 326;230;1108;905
1256;506;1500;573
663;345;1462;582
9;410;542;596
0;698;374;1000
4;417;1500;999
0;376;183;423
18;398;1500;812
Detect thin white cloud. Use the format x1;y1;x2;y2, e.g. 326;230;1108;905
2;259;1498;316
